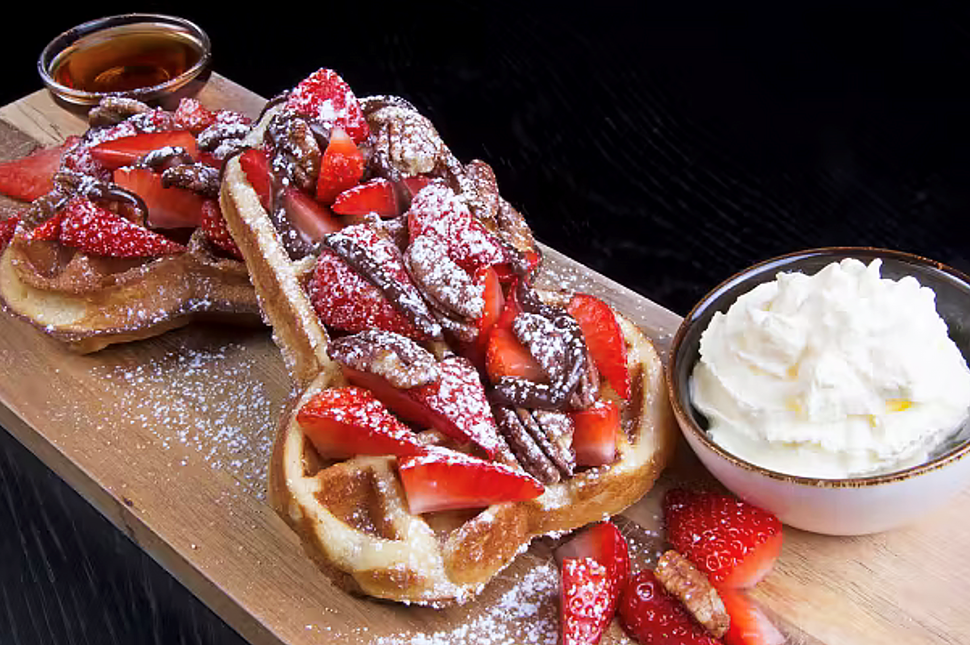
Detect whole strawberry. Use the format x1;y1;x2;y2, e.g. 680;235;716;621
664;489;783;589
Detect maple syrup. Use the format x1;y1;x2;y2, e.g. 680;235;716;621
39;15;211;107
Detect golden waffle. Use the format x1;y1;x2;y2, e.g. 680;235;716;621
219;87;677;605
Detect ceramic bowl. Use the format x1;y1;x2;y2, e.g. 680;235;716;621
37;13;212;110
666;247;970;535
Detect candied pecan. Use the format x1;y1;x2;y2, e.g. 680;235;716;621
494;198;538;259
531;409;575;476
161;163;220;197
20;187;71;228
51;170;148;226
405;234;484;321
366;103;445;179
197;121;251;151
460;160;501;224
87;97;152;126
513;312;571;385
140;146;195;171
655;550;730;638
265;112;321;192
328;330;439;389
494;407;560;484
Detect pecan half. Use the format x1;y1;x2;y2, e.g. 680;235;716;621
87;97;152;126
265;112;321;192
655;550;730;638
140;146;195;171
531;410;575;476
405;234;484;321
366;102;445;179
161;163;220;197
328;330;439;389
494;406;560;484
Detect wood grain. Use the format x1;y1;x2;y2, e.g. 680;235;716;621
1;74;969;645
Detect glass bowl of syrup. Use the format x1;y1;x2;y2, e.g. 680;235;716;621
38;13;212;110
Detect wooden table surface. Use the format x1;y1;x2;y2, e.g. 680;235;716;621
2;2;970;644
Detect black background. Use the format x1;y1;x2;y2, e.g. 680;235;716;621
2;1;969;643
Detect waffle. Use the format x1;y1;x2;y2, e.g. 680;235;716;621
219;73;677;605
0;227;260;353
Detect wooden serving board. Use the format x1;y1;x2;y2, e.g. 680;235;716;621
1;75;968;645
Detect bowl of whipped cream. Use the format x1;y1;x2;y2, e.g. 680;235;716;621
667;247;970;535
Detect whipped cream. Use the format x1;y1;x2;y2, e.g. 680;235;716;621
691;258;970;478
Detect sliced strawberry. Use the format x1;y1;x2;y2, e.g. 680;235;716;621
28;212;63;241
719;588;786;645
554;521;630;594
618;570;720;645
570;399;619;467
57;197;185;257
113;165;207;229
397;446;543;514
0;215;20;250
332;178;400;217
485;327;546;383
281;186;344;241
567;294;631;400
560;557;616;645
316;128;364;204
200;199;242;259
464;265;505;367
664;489;783;589
343;356;504;458
407;183;509;275
0;137;78;202
284;68;370;144
238;147;273;212
401;175;433;198
90;131;199;170
295;386;424;459
173;97;216;133
307;224;431;340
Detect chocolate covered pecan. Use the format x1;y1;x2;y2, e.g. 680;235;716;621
328;330;439;389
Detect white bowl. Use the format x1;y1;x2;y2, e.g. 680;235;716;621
666;247;970;535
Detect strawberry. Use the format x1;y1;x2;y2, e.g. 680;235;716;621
397;446;544;514
400;175;433;198
567;294;631;400
90;131;200;170
332;178;400;217
307;224;432;340
57;197;185;257
407;183;509;275
343;356;504;459
0;137;78;202
664;489;783;589
719;588;786;645
485;327;546;383
284;68;370;144
295;386;424;459
173;97;217;133
28;212;63;241
560;557;616;645
0;215;19;250
554;521;630;595
238;147;273;212
618;570;720;645
316;128;364;204
570;399;619;467
280;186;344;240
463;265;505;367
200;199;242;259
113;166;207;229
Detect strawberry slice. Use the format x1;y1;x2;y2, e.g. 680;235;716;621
284;68;370;144
485;327;546;383
90;131;199;170
238;147;273;212
397;446;543;514
332;178;400;217
316;128;364;204
281;186;343;241
28;212;63;241
463;265;505;367
295;386;424;459
0;215;20;251
200;199;242;259
664;489;783;589
57;197;185;257
113;165;207;229
618;570;720;645
560;557;616;645
343;356;504;458
567;294;631;400
401;175;433;198
570;399;619;467
0;137;78;202
407;183;509;275
307;223;432;340
719;588;786;645
554;521;630;593
173;97;217;133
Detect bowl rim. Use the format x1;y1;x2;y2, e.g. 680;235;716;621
666;245;970;489
36;12;212;105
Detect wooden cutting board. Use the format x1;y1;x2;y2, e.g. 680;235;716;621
1;74;968;645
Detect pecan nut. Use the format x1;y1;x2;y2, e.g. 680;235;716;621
655;550;730;638
328;329;439;390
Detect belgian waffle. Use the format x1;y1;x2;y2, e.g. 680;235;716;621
219;69;677;605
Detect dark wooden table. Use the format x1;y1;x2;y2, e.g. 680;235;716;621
2;2;969;643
